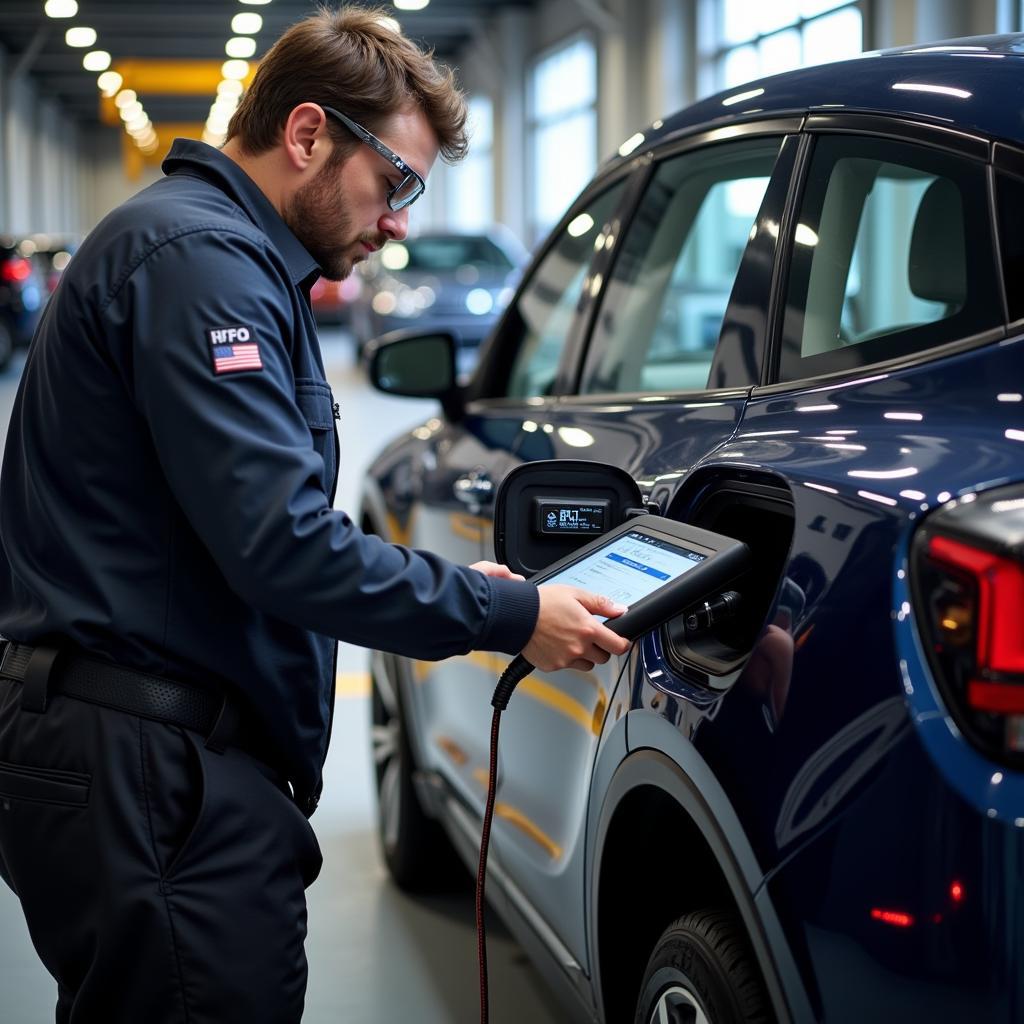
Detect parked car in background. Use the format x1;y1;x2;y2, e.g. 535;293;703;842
310;272;361;327
359;36;1024;1024
0;235;58;371
349;227;527;372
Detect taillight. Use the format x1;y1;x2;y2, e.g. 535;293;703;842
913;492;1024;766
1;257;31;283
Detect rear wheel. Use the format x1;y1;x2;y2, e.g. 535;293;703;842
369;649;463;892
634;910;770;1024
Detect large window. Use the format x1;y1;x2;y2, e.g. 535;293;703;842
580;138;782;396
504;182;627;399
447;95;494;232
701;0;863;94
528;35;597;244
778;135;1001;382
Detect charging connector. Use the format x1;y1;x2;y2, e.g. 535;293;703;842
684;590;741;636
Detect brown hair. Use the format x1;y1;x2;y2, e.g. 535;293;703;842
227;5;468;163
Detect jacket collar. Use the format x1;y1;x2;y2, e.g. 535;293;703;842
162;138;321;288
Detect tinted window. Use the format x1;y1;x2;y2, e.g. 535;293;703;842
503;182;628;399
778;135;1000;382
996;170;1024;324
580;138;782;395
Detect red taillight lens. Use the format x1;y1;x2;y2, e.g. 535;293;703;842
1;257;31;283
914;524;1024;764
927;536;1024;675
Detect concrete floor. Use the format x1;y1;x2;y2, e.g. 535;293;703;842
0;332;564;1023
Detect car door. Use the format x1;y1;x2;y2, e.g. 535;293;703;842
485;125;804;971
690;118;1012;1014
405;177;636;815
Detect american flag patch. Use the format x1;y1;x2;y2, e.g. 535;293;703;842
206;325;263;375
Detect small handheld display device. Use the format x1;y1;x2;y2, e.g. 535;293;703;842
526;515;750;642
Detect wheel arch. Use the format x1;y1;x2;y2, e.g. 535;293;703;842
590;744;813;1024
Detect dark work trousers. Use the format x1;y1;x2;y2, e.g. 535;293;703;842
0;679;323;1023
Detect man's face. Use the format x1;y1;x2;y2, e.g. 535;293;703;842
285;107;438;281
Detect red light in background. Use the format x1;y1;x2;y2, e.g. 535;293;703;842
871;908;915;928
1;258;31;283
950;881;964;903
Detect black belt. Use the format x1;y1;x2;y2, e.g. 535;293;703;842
0;639;247;756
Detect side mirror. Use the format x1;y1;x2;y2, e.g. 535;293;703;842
366;328;464;420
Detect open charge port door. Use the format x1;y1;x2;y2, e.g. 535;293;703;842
494;460;646;577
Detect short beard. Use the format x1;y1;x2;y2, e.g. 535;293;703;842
283;158;357;281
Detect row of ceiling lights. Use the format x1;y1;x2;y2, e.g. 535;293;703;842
42;0;160;154
41;0;433;155
202;1;272;147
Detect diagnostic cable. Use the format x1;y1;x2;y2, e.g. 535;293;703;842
473;516;750;1022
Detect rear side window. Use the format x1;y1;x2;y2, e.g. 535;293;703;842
996;170;1024;325
579;138;783;395
777;135;1000;382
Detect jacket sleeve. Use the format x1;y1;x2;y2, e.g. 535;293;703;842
117;227;538;660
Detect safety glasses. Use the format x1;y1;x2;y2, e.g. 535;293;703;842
322;105;426;211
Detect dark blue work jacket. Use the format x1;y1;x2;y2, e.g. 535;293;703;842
0;139;538;807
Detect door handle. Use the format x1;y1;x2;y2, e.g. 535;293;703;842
454;469;494;507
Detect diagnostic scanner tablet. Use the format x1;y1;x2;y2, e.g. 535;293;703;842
529;516;750;641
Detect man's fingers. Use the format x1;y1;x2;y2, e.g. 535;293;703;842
574;590;628;618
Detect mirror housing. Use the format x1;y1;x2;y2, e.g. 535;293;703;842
365;328;464;421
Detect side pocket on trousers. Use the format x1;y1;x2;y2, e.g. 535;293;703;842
139;722;207;881
0;759;90;808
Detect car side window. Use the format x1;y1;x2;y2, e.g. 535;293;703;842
503;182;628;399
778;135;1001;382
579;138;783;395
995;169;1024;324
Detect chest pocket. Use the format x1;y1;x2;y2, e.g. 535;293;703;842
295;378;339;501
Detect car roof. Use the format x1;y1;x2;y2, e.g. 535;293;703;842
605;34;1024;172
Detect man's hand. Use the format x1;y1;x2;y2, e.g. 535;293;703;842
470;560;525;582
522;584;631;673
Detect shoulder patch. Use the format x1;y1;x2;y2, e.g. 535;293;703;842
207;324;262;375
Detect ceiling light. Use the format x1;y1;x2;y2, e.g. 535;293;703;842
225;37;257;59
120;101;143;121
376;16;401;32
44;0;78;17
221;59;250;80
231;12;263;34
114;89;137;108
217;79;244;97
64;26;96;47
394;0;430;9
82;50;111;72
239;0;272;4
97;70;122;96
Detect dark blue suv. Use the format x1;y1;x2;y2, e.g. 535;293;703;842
359;36;1024;1023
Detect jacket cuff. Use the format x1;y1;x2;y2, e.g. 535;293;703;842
478;577;539;656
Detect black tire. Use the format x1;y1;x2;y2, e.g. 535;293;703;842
369;649;464;892
634;910;771;1024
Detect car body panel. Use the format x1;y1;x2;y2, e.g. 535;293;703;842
361;38;1024;1022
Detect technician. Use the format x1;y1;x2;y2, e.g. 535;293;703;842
0;7;629;1023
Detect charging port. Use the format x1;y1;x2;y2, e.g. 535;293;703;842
665;477;794;674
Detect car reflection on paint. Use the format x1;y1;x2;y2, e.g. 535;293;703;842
358;35;1024;1024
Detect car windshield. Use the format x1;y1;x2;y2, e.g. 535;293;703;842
387;236;515;274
